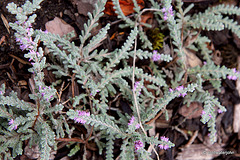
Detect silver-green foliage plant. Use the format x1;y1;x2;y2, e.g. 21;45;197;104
1;0;240;159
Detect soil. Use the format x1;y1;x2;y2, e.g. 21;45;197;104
0;0;240;160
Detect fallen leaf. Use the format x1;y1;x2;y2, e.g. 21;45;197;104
17;80;27;86
184;48;203;68
179;102;203;119
176;143;224;160
140;12;153;24
212;50;222;65
0;36;6;45
104;0;144;16
233;104;240;139
45;17;76;38
72;0;98;16
234;56;240;139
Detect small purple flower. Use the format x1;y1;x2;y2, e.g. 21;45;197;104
232;68;237;73
163;145;169;150
8;119;18;130
158;144;164;149
218;109;223;114
73;110;90;124
8;119;14;125
203;61;207;65
169;88;173;92
128;116;135;125
152;51;161;61
74;117;86;124
181;92;187;97
0;91;2;95
135;123;140;129
134;140;143;151
201;110;206;116
162;6;174;21
168;6;174;16
175;86;187;97
232;76;237;80
176;86;184;91
77;110;90;117
20;44;28;51
162;7;166;13
133;81;143;94
13;125;18;130
209;114;212;118
163;13;168;21
133;81;140;91
161;136;169;142
16;38;21;42
227;75;237;80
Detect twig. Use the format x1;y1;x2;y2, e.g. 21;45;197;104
184;130;198;148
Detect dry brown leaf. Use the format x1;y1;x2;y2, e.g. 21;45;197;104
148;121;156;136
233;104;240;139
104;0;144;16
1;14;10;34
184;48;203;68
176;143;224;160
155;110;172;128
140;13;153;24
72;0;98;16
45;17;76;38
212;50;222;65
17;80;27;86
234;56;240;139
0;36;6;45
179;102;203;119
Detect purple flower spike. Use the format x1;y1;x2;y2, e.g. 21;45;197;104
162;6;174;21
134;140;143;151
